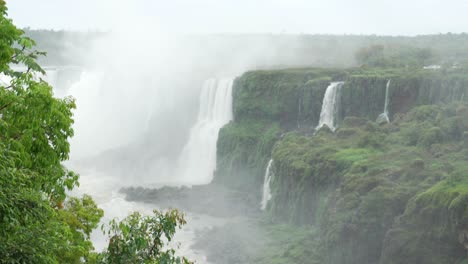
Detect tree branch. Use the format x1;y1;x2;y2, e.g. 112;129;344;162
0;101;13;111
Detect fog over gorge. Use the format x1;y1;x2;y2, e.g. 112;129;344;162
2;0;468;263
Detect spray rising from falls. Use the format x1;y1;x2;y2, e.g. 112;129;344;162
316;82;344;131
177;78;234;185
260;159;274;210
377;80;391;123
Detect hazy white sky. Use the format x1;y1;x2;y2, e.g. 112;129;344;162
6;0;468;35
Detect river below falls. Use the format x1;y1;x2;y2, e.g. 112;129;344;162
68;167;230;263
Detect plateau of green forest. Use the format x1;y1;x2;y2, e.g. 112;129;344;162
211;68;468;264
1;0;467;263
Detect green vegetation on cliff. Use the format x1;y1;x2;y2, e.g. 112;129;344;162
270;104;468;264
215;66;468;264
216;66;468;195
216;120;280;190
215;68;346;193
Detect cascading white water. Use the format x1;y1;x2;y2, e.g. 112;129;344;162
377;80;391;123
316;82;344;131
67;75;234;262
260;159;274;210
67;70;163;163
177;78;234;185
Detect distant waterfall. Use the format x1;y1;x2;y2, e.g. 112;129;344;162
260;159;274;210
177;78;234;185
316;82;344;131
377;80;391;123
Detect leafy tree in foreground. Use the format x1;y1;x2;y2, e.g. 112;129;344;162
0;0;101;262
0;1;192;263
96;210;193;264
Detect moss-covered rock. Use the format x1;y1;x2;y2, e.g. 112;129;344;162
340;76;389;121
232;68;346;129
266;103;468;264
389;70;468;118
214;65;468;264
380;172;468;264
269;133;343;225
214;120;280;191
342;116;369;127
215;68;347;191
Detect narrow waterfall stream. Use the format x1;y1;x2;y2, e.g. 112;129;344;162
377;80;391;123
316;82;344;131
260;159;274;210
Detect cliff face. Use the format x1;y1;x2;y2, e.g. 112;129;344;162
380;177;468;264
215;67;468;264
216;68;468;192
340;70;468;122
214;68;343;192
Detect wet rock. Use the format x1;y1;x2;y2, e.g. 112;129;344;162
376;113;390;125
342;116;368;127
121;183;260;218
316;124;333;135
336;128;358;138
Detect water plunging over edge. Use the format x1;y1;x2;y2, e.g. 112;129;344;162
67;76;236;263
177;78;234;185
377;80;391;123
260;159;274;210
316;82;344;131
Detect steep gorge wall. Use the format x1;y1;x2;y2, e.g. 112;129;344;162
389;72;468;117
216;68;468;193
215;67;468;264
340;70;468;122
271;104;468;264
214;69;342;192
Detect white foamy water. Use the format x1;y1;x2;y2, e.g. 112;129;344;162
67;70;157;161
177;78;234;185
68;167;226;264
65;75;236;262
377;79;391;123
316;82;344;131
260;159;274;210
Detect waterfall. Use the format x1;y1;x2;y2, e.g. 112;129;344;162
316;82;344;131
260;159;274;210
377;80;391;123
177;78;234;185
